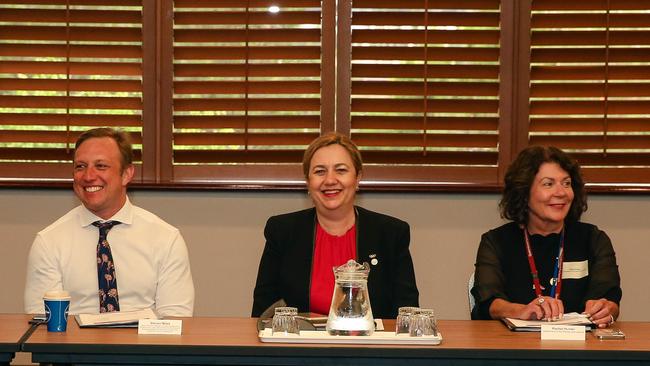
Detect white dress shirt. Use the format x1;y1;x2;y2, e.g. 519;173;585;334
24;198;195;316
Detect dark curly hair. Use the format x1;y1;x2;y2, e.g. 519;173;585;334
499;146;587;225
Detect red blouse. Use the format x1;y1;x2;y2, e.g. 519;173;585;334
309;222;357;315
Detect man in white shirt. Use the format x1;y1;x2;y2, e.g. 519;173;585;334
24;128;194;316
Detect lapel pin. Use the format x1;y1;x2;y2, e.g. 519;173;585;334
369;254;378;266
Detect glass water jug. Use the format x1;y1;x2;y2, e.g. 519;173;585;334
326;259;375;336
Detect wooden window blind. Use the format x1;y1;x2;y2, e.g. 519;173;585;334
348;0;501;185
171;0;323;184
529;0;650;184
2;0;650;191
0;0;144;182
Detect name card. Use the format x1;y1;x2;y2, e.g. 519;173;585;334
138;319;182;335
540;324;585;340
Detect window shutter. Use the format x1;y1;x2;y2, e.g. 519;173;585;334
0;0;144;181
529;0;650;184
348;0;501;185
171;0;323;184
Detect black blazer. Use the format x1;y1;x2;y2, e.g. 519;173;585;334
252;206;419;319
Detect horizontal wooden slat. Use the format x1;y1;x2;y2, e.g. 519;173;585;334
530;83;650;98
0;147;142;161
174;64;320;77
174;81;319;94
174;46;320;60
1;79;142;92
0;44;141;58
351;116;498;131
531;48;650;63
0;9;141;23
174;11;320;26
574;154;650;166
174;132;316;146
173;98;319;112
172;150;305;164
5;0;140;6
582;167;650;184
360;150;497;165
1;26;141;42
532;31;650;46
0;113;141;127
532;13;650;28
352;133;497;148
352;64;499;79
0;130;142;144
352;30;499;45
173;115;320;130
530;118;650;132
173;132;316;146
352;99;498;113
1;61;142;76
530;100;650;114
352;12;499;27
174;29;319;43
353;0;500;10
529;135;650;149
0;96;142;110
175;0;321;8
352;81;498;96
353;46;499;62
531;66;650;80
532;0;650;11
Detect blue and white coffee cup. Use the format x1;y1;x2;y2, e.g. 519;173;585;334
43;290;71;332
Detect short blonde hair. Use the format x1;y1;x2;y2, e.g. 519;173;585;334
302;132;363;179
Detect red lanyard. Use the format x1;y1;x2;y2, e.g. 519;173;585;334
523;227;565;299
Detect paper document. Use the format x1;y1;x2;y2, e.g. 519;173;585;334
502;312;593;332
75;308;160;328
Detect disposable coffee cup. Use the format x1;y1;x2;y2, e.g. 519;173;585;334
43;290;71;332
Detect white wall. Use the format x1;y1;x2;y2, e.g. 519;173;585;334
1;188;647;320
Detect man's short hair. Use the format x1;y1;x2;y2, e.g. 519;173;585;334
75;127;133;171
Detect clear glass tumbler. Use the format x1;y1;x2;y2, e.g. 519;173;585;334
271;306;300;335
408;308;438;337
395;306;418;335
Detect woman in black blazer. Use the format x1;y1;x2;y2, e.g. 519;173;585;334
252;133;419;319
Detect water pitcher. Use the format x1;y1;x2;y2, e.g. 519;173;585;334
326;259;374;336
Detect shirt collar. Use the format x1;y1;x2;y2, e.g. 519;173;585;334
79;196;134;227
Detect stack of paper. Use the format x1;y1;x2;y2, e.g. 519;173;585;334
74;308;160;328
502;312;593;332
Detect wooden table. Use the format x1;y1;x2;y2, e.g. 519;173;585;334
0;314;34;365
22;317;650;365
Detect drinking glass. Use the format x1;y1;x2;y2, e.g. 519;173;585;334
395;306;418;335
409;308;438;337
271;306;300;335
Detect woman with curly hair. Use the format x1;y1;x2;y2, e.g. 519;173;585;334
471;146;621;328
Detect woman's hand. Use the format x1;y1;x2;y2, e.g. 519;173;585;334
584;298;619;328
518;296;564;321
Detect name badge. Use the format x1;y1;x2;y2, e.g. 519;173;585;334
562;260;588;279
